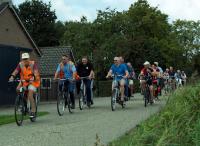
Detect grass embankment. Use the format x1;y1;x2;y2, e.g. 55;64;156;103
0;111;49;126
109;84;200;146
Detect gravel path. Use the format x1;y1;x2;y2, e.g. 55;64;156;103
0;94;166;146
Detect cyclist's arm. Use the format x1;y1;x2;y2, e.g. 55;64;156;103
54;64;61;79
106;69;112;78
11;64;21;77
33;63;40;82
71;65;77;79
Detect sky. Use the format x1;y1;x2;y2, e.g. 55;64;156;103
12;0;200;22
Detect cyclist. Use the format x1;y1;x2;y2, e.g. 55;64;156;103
168;66;176;90
54;55;77;109
175;70;182;87
154;62;164;90
127;62;136;97
76;56;95;106
9;53;40;118
140;61;154;103
106;57;129;103
151;63;160;98
163;68;170;93
119;56;129;99
181;71;187;86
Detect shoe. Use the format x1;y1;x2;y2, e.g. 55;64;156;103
71;104;75;109
91;100;94;105
29;112;36;118
87;102;91;108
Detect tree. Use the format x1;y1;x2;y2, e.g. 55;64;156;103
17;0;58;46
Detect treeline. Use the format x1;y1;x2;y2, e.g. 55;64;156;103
15;0;200;77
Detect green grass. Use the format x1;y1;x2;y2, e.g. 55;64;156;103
0;111;49;126
108;83;200;146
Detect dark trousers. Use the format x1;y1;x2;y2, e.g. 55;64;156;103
83;79;92;103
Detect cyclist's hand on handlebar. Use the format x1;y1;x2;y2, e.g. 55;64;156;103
9;76;14;82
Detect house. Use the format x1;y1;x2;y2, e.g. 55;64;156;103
39;46;75;101
0;2;41;105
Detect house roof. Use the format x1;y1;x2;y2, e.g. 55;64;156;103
0;2;42;56
39;46;75;76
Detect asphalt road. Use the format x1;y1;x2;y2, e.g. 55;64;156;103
0;94;166;146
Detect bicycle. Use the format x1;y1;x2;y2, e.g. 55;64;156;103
79;77;94;110
110;74;126;111
56;78;75;116
9;79;39;126
139;75;152;107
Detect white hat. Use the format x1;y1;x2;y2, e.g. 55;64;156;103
114;57;119;61
144;61;150;65
154;62;158;66
22;53;30;59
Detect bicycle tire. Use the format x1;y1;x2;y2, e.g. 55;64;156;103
111;89;117;111
79;91;84;110
66;93;73;113
57;92;65;116
14;95;24;126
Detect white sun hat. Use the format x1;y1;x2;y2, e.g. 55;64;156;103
21;53;30;59
143;61;150;65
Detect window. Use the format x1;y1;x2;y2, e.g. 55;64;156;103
41;78;51;89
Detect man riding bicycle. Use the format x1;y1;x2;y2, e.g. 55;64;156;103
106;57;129;103
140;61;154;103
9;53;40;118
54;55;77;109
76;56;95;106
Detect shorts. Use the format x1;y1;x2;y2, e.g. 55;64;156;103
129;80;134;85
17;84;37;92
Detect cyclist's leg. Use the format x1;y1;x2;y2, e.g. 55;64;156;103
124;79;129;97
76;80;81;95
119;79;125;101
68;81;75;108
27;85;37;113
84;79;92;104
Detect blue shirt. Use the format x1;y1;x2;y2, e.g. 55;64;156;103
110;64;127;80
56;63;76;79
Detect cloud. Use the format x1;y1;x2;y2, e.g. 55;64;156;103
12;0;200;22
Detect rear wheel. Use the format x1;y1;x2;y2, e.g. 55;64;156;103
111;89;117;111
14;95;24;126
57;92;65;116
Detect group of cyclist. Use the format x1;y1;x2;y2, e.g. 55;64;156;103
8;53;186;119
9;53;94;118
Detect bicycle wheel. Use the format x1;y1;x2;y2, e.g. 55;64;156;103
111;89;117;111
79;91;84;110
66;94;72;113
57;92;65;116
14;95;24;126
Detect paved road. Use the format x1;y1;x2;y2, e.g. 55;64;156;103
0;94;166;146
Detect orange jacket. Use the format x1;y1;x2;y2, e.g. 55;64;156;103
19;61;40;87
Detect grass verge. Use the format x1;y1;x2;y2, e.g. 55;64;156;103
0;111;49;126
108;84;200;146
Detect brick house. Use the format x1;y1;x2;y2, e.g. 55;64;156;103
0;2;41;105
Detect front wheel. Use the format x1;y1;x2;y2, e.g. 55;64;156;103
14;95;24;126
57;92;65;116
79;91;84;110
111;89;117;111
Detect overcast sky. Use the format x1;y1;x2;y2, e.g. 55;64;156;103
12;0;200;22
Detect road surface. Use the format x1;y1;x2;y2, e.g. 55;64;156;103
0;94;166;146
